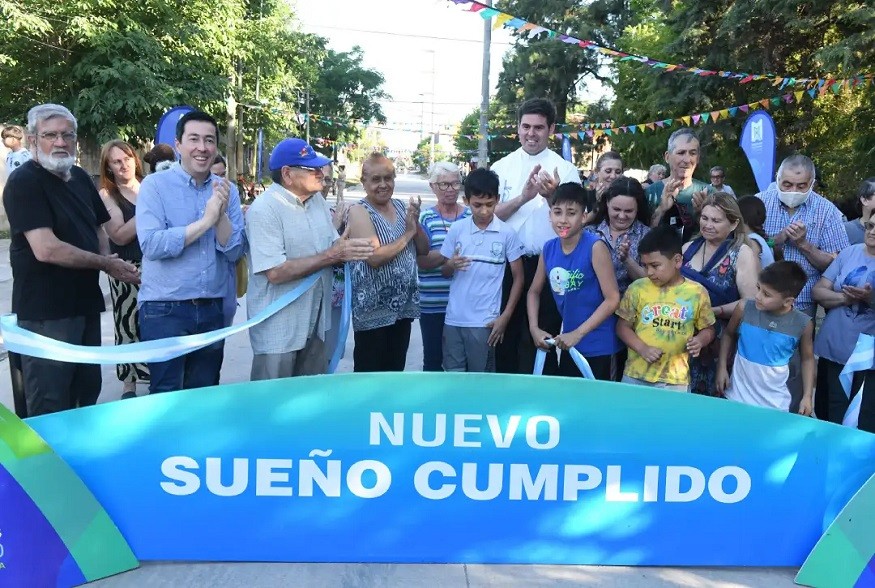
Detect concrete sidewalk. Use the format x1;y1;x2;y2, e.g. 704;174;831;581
0;238;799;587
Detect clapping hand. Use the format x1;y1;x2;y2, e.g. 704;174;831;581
842;283;873;304
785;221;808;245
328;225;374;262
691;189;709;212
206;178;230;224
658;177;683;212
522;165;543;201
617;236;631;262
538;167;561;198
404;196;422;235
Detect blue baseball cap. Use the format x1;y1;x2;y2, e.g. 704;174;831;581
269;138;331;171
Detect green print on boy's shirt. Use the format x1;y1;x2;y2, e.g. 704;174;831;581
617;278;715;386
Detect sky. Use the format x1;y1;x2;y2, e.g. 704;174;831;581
292;0;611;153
292;0;518;152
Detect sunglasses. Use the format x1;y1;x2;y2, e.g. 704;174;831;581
287;165;322;173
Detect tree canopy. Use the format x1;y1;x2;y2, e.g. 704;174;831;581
474;0;874;199
0;0;388;173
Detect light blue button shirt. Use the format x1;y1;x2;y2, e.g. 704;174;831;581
136;163;244;304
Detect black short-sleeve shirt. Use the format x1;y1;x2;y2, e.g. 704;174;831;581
3;160;110;320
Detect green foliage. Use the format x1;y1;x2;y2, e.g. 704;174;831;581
0;0;387;172
453;102;518;166
608;0;875;199
412;136;447;173
306;43;389;154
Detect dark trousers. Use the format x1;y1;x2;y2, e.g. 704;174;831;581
860;370;875;433
354;318;413;372
10;352;27;418
496;254;562;375
18;315;102;416
140;299;225;393
419;312;445;372
815;357;866;424
559;352;616;381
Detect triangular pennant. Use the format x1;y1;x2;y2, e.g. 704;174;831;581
760;99;770;108
710;111;720;121
578;132;585;140
680;116;691;125
701;112;711;123
619;126;628;133
794;91;804;102
493;13;512;29
478;7;499;19
605;129;613;136
808;88;817;98
692;114;702;124
663;119;673;126
645;122;656;130
586;130;594;138
655;120;665;128
637;124;646;133
629;126;637;134
771;97;781;106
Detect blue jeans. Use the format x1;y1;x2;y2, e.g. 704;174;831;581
139;299;225;393
419;312;445;371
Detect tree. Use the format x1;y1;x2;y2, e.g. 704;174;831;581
412;136;447;173
0;0;321;166
305;43;389;156
494;0;629;123
453;102;518;166
608;0;875;197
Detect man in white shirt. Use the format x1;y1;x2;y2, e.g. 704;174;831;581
492;98;581;374
709;166;735;196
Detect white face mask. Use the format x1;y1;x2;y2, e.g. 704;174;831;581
776;179;813;208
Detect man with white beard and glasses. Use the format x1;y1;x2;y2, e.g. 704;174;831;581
2;103;140;416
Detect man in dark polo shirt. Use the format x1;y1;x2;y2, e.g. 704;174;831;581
2;103;139;416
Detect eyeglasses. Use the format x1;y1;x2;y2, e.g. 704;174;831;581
435;181;462;191
37;131;77;143
287;165;322;173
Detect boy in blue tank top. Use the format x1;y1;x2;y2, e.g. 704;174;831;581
716;261;814;414
528;183;622;380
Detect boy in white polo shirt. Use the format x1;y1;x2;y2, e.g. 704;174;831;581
438;168;525;371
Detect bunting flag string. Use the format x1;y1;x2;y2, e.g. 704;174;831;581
455;82;870;143
447;0;873;89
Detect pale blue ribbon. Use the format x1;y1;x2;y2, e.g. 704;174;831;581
0;267;351;374
533;338;595;379
839;333;874;428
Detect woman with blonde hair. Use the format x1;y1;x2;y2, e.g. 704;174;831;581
681;192;759;396
98;140;149;398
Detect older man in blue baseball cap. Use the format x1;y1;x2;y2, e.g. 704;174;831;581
245;138;374;380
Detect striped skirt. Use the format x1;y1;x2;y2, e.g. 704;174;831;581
109;261;150;383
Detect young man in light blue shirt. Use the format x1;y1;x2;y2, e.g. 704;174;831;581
136;110;245;393
436;168;525;372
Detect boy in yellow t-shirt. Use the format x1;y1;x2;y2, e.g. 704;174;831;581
616;226;716;391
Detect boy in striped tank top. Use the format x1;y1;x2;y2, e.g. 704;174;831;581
716;261;814;414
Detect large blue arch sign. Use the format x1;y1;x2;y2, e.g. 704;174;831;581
14;373;875;573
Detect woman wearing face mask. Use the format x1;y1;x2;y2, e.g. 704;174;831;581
681;192;759;396
842;178;875;245
812;219;875;432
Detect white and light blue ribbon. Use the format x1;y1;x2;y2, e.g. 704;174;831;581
839;334;874;428
0;267;352;374
327;264;352;373
533;338;595;379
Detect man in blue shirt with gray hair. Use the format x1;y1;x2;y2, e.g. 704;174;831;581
136;110;245;393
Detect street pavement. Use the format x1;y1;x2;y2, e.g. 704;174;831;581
0;175;799;586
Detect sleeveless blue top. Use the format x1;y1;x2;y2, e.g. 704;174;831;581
543;232;621;357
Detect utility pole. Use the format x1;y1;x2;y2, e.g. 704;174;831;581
477;0;492;169
305;90;311;144
429;50;436;170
